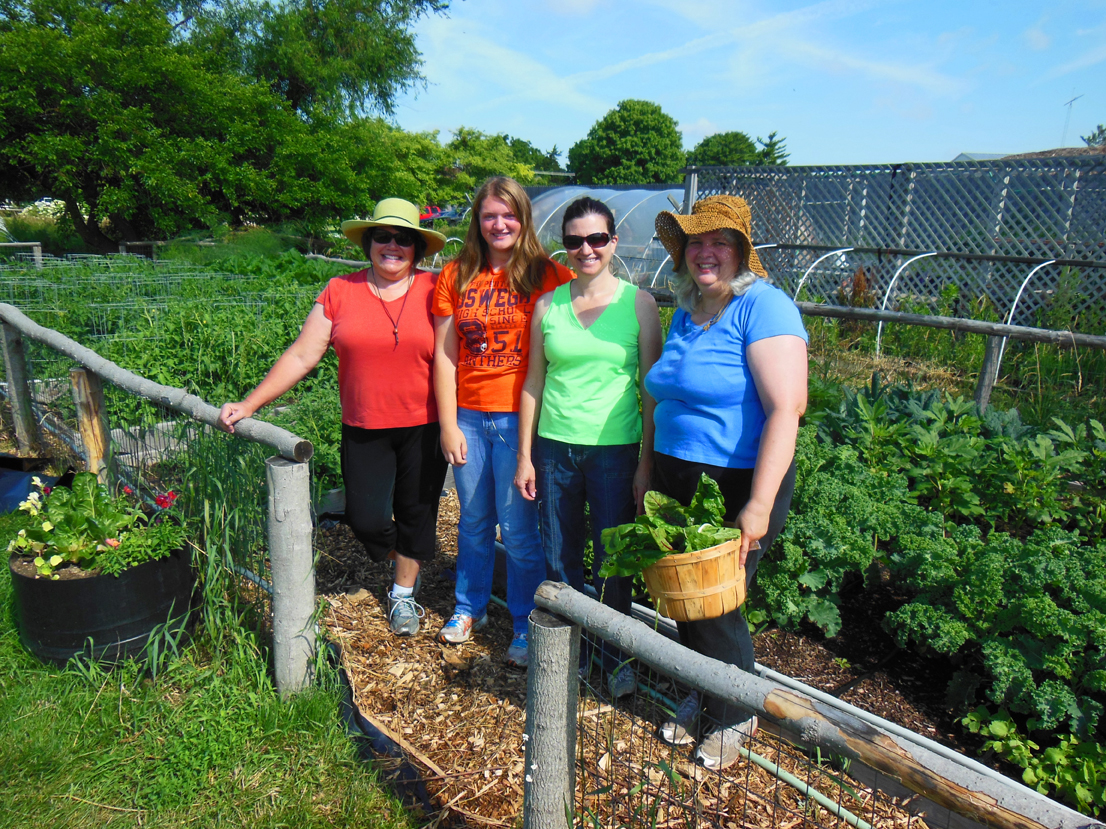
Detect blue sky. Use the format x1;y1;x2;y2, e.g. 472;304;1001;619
392;0;1106;167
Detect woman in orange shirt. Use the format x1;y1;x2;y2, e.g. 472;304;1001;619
219;199;448;639
432;177;574;668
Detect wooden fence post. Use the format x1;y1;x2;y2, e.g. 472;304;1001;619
523;608;580;829
974;335;1003;412
69;368;113;484
267;456;315;696
1;322;42;455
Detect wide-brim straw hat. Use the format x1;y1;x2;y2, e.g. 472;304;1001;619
341;198;447;256
655;195;766;277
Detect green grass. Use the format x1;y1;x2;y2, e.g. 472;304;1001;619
0;513;414;829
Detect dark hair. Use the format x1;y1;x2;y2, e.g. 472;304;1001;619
561;197;615;236
361;226;428;265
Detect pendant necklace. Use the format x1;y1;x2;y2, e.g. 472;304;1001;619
369;267;413;346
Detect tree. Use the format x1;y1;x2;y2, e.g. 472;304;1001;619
756;131;790;166
568;100;685;185
505;136;562;172
1083;125;1106;147
0;0;449;250
188;0;447;119
687;131;758;167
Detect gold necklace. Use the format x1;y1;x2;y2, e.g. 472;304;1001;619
701;296;732;331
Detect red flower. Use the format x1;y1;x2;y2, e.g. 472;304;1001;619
167;491;178;503
155;494;171;509
123;486;134;495
42;486;52;495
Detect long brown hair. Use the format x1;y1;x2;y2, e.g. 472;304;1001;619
453;177;551;297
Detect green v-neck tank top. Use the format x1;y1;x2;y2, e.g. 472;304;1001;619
537;279;642;445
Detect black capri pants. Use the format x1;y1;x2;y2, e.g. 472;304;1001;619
340;422;449;563
653;452;798;729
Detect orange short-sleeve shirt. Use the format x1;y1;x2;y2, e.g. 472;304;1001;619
432;260;574;412
317;269;438;429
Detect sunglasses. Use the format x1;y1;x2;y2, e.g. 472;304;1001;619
370;228;417;247
562;232;612;250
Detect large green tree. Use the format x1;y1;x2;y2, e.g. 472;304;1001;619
1083;125;1106;148
687;130;790;167
0;0;447;251
568;100;685;185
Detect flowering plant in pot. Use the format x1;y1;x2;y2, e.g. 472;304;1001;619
6;473;195;665
8;473;184;578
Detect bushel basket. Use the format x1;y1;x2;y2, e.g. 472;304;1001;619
642;538;745;622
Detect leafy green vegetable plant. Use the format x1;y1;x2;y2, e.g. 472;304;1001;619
598;474;740;578
7;473;185;578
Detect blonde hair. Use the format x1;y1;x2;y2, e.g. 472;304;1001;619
453;177;551;298
670;228;769;312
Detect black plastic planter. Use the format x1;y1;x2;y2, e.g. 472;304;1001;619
9;547;198;666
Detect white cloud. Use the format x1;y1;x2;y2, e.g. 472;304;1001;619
680;117;720;147
1023;17;1052;51
1043;41;1106;79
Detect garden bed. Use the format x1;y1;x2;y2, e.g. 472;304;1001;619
317;492;966;827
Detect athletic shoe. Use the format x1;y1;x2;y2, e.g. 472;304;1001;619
659;691;700;746
436;612;487;644
696;716;758;770
607;666;637;699
386;591;424;636
504;632;528;669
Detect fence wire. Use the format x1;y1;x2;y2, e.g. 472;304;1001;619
0;318;282;618
570;628;943;829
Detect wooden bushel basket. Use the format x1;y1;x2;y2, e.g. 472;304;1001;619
642;539;746;622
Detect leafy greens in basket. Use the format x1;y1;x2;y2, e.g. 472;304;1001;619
598;473;741;578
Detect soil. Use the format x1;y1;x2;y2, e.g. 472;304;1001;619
9;554;101;580
315;491;992;828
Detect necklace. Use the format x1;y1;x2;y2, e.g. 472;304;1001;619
369;267;413;346
701;295;732;331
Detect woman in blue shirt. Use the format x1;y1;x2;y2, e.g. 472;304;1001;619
645;195;808;770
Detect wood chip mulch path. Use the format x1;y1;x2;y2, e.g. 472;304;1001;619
316;492;948;828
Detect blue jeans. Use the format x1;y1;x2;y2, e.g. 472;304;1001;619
537;437;638;671
453;408;545;635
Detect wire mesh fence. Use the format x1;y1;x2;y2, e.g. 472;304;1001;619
574;650;918;829
525;587;1091;829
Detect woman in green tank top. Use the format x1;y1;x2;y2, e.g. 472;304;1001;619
514;197;663;698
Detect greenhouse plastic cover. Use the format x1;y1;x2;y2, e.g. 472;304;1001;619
531;187;684;288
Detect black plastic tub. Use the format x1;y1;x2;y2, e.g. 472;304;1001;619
9;547;198;666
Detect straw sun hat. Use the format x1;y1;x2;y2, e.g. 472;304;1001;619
655;195;767;277
341;198;447;256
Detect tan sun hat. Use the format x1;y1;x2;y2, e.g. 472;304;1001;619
655;195;766;277
341;198;447;256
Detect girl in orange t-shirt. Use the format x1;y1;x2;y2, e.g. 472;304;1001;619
219;198;449;639
433;176;573;667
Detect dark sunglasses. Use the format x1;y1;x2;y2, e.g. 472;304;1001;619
562;232;612;250
370;228;417;247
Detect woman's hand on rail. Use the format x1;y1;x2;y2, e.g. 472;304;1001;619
217;401;256;434
440;424;467;466
514;455;537;501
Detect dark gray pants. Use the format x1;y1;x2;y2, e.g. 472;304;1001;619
653;453;797;729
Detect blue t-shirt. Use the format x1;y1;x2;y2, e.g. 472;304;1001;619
644;280;808;468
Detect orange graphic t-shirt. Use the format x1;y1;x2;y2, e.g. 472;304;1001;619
433;260;574;412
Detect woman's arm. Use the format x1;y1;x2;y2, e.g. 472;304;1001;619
218;303;332;432
514;294;552;501
633;290;664;513
740;334;808;564
434;313;467;465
